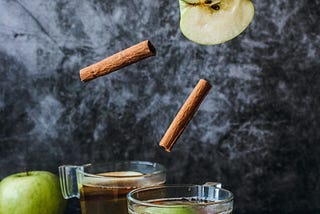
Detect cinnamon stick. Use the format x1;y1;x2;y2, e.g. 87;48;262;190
80;40;156;82
159;79;212;152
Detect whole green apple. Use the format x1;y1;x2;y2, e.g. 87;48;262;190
0;171;67;214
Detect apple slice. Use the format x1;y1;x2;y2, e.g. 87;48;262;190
143;207;196;214
179;0;254;45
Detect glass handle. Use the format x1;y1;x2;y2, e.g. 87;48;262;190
203;182;223;201
203;182;222;188
58;165;84;199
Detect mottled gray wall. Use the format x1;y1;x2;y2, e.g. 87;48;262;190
1;0;320;213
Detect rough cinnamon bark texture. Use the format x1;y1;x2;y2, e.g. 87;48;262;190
159;79;212;152
80;40;156;82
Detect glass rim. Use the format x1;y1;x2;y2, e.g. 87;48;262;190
78;161;166;178
127;184;234;208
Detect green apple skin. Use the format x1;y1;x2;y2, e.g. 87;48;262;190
0;171;67;214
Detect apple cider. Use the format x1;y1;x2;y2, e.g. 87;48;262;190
79;171;166;214
80;183;137;214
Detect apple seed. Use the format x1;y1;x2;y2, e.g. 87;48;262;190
211;4;220;10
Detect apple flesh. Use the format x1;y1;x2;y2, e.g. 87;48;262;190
0;171;66;214
179;0;254;45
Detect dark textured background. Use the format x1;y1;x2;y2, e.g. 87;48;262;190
1;0;320;213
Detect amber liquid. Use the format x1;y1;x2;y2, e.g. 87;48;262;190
80;184;136;214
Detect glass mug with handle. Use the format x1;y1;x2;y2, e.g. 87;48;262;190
127;182;233;214
59;161;166;214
